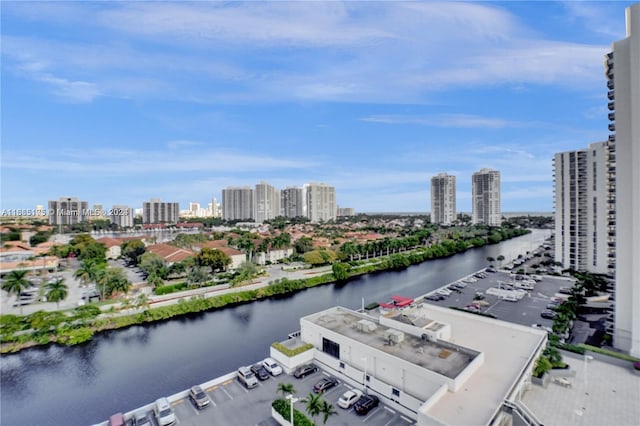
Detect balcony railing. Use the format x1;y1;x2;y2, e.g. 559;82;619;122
607;80;614;89
609;123;615;131
608;101;615;110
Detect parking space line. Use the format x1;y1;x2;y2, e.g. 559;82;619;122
221;386;234;399
207;385;218;391
384;419;395;426
322;371;330;377
172;400;183;406
188;403;200;416
384;407;395;414
363;407;379;422
400;415;413;423
223;379;233;385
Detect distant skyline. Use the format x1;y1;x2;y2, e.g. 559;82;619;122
1;1;635;212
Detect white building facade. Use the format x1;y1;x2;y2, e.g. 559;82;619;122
303;182;336;223
430;173;456;225
142;199;179;224
281;187;305;218
254;181;280;223
110;205;134;229
608;3;640;357
471;168;501;226
554;142;610;274
222;187;254;221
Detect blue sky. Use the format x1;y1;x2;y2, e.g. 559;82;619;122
1;1;634;213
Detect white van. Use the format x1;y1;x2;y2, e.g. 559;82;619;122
154;397;177;426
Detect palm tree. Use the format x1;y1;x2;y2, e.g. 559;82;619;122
2;270;32;314
319;400;337;425
45;278;68;308
277;382;296;398
74;260;98;286
302;393;323;425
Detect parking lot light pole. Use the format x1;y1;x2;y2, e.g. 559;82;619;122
362;357;368;394
286;394;298;426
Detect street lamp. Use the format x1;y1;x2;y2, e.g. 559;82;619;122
361;357;368;394
583;355;594;386
286;394;298;426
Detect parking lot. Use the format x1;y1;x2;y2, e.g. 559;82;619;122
125;367;414;426
422;270;576;330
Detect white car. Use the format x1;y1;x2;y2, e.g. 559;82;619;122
338;389;363;409
436;288;451;296
262;357;283;376
154;398;177;426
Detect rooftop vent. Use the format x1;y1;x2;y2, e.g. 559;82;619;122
356;319;377;333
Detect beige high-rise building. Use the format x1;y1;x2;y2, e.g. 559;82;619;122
110;205;134;229
142;199;179;224
303;183;336;223
254;181;280;223
48;197;89;226
607;3;640;357
471;169;501;226
430;173;456;225
222;187;254;221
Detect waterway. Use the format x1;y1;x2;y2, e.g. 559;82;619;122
0;229;550;426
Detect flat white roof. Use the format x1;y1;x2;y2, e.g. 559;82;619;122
400;304;546;426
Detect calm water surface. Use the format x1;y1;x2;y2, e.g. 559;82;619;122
0;230;550;426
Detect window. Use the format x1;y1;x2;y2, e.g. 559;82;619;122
392;388;400;397
322;337;340;359
339;362;345;369
365;375;370;382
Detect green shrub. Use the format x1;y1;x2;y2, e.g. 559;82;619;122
272;399;314;426
550;341;586;355
155;282;189;295
271;342;314;357
56;327;94;345
365;302;380;310
580;344;640;362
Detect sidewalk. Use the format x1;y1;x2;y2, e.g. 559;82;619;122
522;353;640;425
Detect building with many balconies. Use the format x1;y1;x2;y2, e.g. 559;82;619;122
430;173;456;225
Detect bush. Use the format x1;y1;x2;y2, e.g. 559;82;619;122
272;399;314;426
364;302;379;310
271;342;314;357
580;344;640;362
533;356;552;378
155;283;189;295
56;327;94;345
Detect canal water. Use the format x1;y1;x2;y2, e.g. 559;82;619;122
0;230;550;426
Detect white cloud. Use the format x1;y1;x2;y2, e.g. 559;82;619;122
361;114;538;129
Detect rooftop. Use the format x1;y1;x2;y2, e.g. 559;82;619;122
306;308;478;379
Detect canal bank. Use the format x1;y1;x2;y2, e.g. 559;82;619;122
0;229;550;426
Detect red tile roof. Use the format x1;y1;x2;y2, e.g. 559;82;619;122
147;243;194;263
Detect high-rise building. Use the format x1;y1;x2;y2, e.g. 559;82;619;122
607;3;640;357
336;206;355;217
554;142;609;274
189;202;200;216
222;187;254;221
110;205;134;229
281;187;304;218
303;183;336;223
471;168;501;226
48;197;89;226
142;199;179;224
254;181;280;223
430;173;456;225
211;197;221;218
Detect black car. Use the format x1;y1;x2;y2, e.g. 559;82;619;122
251;363;270;381
541;310;557;320
293;364;318;379
354;394;380;415
313;377;339;393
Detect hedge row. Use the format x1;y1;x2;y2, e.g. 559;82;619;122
271;342;314;357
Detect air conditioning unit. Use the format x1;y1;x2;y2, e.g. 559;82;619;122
356;319;377;333
383;329;405;344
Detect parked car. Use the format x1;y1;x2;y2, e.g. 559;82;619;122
338;389;363;409
237;366;258;389
293;364;318;378
313;377;339;393
189;385;210;409
251;363;270;381
262;357;283;376
354;394;380;415
486;267;497;273
154;398;177;426
133;410;152;426
541;310;558;320
546;303;561;310
558;287;573;295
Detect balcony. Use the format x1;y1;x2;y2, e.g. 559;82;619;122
609;134;616;142
608;101;615;110
609;123;615;131
608;90;615;100
609;112;615;121
607;79;614;89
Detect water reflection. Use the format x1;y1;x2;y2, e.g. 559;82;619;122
1;230;550;426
